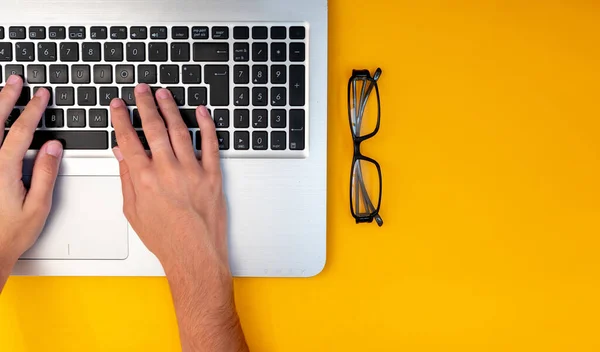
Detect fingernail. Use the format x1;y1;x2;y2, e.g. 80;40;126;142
135;84;150;93
110;98;124;108
156;88;171;100
35;87;47;97
7;75;20;85
45;141;63;158
112;147;124;162
198;105;209;117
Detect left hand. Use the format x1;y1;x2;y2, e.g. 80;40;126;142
0;75;63;268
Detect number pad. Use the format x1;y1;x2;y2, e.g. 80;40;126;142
271;109;286;128
271;65;286;84
252;109;268;128
234;65;249;84
234;87;249;106
252;87;268;106
252;65;268;84
271;87;286;106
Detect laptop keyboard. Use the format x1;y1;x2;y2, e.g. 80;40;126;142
0;24;308;157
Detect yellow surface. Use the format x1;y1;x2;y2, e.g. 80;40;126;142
2;1;600;351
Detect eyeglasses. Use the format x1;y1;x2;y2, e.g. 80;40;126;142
348;68;383;227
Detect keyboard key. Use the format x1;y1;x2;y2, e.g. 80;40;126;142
271;26;286;39
182;65;201;84
90;26;108;40
121;87;136;106
252;43;268;62
271;109;287;128
48;27;66;40
110;26;127;39
271;87;286;106
252;26;268;40
216;131;230;150
49;65;68;83
82;42;101;62
252;87;268;106
167;87;185;106
29;27;46;40
252;109;268;128
130;26;147;39
233;109;249;128
89;109;108;128
160;65;179;84
27;65;46;84
233;43;249;62
38;42;57;62
68;26;86;40
104;42;123;61
233;26;249;39
212;27;229;39
67;109;86;127
192;26;209;39
233;87;249;106
234;131;249;150
45;109;64;127
252;131;268;150
271;131;286;150
112;131;149;149
205;65;229;106
290;43;305;62
72;65;91;84
0;27;3;40
138;65;157;84
116;65;135;84
193;43;229;62
150;26;167;39
214;109;229;128
17;87;31;106
188;87;207;106
126;43;146;61
290;26;306;40
5;65;24;81
179;109;198;128
132;109;142;127
252;65;268;84
31;131;108;150
5;109;21;127
93;65;112;84
15;43;35;61
149;42;168;61
60;43;79;61
271;43;286;62
55;87;74;106
289;109;305;150
33;87;53;105
171;43;190;62
271;65;287;84
172;26;189;39
77;87;96;106
9;27;26;39
0;43;12;61
99;87;118;106
290;65;306;106
233;65;249;84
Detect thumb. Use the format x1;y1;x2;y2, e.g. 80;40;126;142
24;140;63;214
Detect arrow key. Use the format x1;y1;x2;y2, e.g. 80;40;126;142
234;131;249;150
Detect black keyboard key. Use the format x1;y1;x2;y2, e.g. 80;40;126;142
82;42;101;62
132;109;142;127
111;131;149;149
0;27;3;40
32;131;108;150
233;109;249;128
205;65;229;106
192;26;209;39
38;42;57;62
252;26;268;40
290;43;305;62
116;65;135;84
167;87;185;106
99;87;118;106
126;43;146;62
60;43;79;61
27;65;46;84
15;43;35;61
138;65;157;84
149;42;168;61
188;87;207;106
49;64;68;84
271;131;286;150
89;109;108;128
289;109;305;150
271;26;286;39
252;43;268;62
5;109;21;127
29;27;46;40
172;27;189;39
160;65;179;84
271;65;287;84
5;65;24;81
121;87;136;106
130;26;147;40
77;87;96;106
171;43;190;62
67;109;86;127
252;109;268;128
196;130;229;150
0;43;12;61
45;109;64;127
212;27;229;39
252;87;268;106
90;26;108;40
252;65;268;84
182;65;201;84
233;26;249;39
110;26;127;40
71;65;91;84
55;87;74;106
233;87;249;106
33;87;53;105
271;109;287;128
233;43;249;62
233;65;249;84
9;27;26;40
93;65;112;84
290;65;306;106
234;131;249;150
271;43;286;62
68;26;86;40
104;42;123;61
193;43;229;62
290;26;306;40
271;87;286;106
252;131;268;150
179;109;198;128
214;109;229;128
48;27;66;40
150;26;167;39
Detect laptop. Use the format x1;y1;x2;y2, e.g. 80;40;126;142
3;0;327;277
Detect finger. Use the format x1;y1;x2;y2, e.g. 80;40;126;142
197;106;221;174
23;140;63;215
1;87;49;164
135;84;175;162
155;88;196;164
113;147;137;216
0;75;23;145
111;98;149;170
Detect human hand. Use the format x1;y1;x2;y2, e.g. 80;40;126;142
0;76;63;268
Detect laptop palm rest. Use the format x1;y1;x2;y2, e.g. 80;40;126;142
21;176;129;260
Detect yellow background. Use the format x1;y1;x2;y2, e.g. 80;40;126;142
2;1;600;351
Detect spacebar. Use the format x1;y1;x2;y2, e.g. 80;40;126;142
30;131;109;150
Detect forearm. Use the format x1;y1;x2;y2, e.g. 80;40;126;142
0;255;17;294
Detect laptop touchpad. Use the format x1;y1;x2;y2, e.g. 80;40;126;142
21;176;129;260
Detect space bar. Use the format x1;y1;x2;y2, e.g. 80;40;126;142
30;131;109;150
